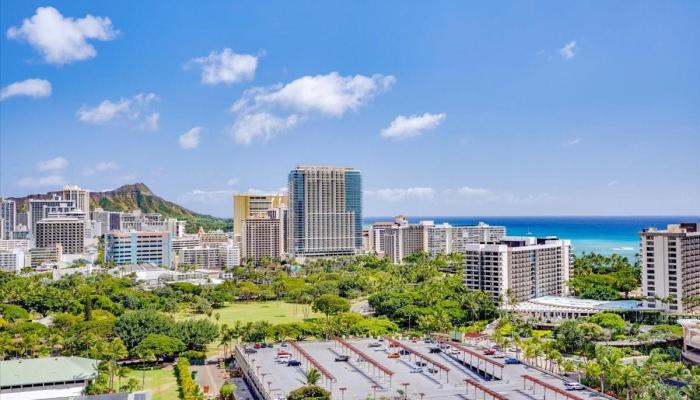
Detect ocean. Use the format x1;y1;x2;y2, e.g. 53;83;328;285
363;216;700;256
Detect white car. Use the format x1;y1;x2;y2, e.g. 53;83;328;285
410;367;424;373
565;382;585;391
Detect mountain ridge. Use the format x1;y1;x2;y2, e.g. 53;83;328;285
7;183;230;233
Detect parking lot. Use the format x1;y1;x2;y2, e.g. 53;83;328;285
236;338;608;400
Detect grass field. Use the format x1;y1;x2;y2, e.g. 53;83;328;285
173;300;319;325
127;365;178;400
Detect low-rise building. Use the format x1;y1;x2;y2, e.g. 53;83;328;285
0;249;25;272
0;356;98;400
28;245;63;268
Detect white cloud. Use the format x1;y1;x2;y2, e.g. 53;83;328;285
7;6;118;65
559;41;577;60
444;186;493;197
229;72;394;144
179;127;203;149
234;72;395;117
226;178;239;186
139;112;159;131
365;187;436;202
1;78;52;101
608;180;618;186
77;93;158;128
17;175;65;188
564;137;581;146
186;48;258;85
231;112;300;144
36;156;68;172
381;112;446;140
83;160;118;176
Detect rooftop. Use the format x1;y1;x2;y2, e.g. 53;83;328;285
0;356;98;388
236;338;606;400
513;296;642;312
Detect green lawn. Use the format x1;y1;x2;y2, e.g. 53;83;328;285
127;365;178;400
173;300;319;325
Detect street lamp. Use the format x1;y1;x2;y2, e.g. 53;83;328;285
401;382;410;400
372;384;379;400
339;387;347;400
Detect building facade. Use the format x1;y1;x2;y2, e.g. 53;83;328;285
106;231;173;267
463;237;572;304
28;195;76;238
34;217;85;254
641;223;700;313
242;214;283;263
1;199;16;240
28;245;63;268
0;249;25;273
288;165;362;258
233;193;286;242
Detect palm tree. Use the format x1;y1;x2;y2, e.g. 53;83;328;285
305;368;321;385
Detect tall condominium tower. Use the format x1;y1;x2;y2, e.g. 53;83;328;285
288;165;362;258
1;199;16;240
641;223;700;313
232;193;286;241
62;185;90;215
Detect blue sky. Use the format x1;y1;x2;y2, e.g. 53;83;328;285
1;1;698;217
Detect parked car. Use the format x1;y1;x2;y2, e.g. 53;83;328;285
565;382;585;391
416;361;427;367
387;353;400;359
287;360;301;366
504;357;520;365
449;349;460;355
368;342;382;348
424;338;434;343
428;347;442;354
483;349;496;355
493;353;506;359
409;367;423;373
277;351;292;356
427;367;438;374
280;342;288;347
244;348;257;354
335;355;350;362
399;349;410;355
253;343;262;349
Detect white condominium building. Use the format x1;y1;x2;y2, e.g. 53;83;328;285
62;185;90;237
177;244;241;269
463;237;571;304
288;165;362;258
1;199;16;240
35;217;85;255
0;249;25;273
641;223;700;313
426;221;506;257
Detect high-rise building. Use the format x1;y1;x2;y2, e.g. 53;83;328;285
382;217;429;263
35;217;85;254
241;213;283;263
463;237;571;304
1;199;16;240
28;195;76;237
641;223;700;313
287;165;362;258
233;193;286;242
105;231;173;267
63;185;91;238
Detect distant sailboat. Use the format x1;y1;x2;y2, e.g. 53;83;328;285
526;225;533;235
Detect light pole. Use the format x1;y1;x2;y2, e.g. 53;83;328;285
339;387;347;400
401;382;410;400
372;384;379;400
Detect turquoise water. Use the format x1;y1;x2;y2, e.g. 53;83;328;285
363;216;700;256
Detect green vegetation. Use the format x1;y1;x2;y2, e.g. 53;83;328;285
173;300;318;325
126;367;178;400
174;357;199;400
568;253;640;300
